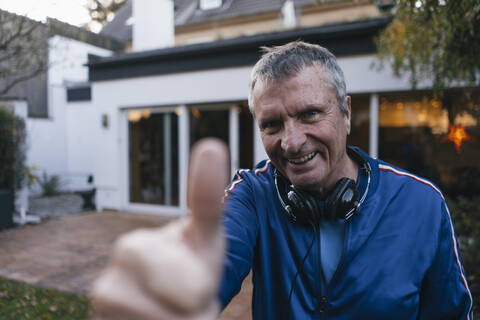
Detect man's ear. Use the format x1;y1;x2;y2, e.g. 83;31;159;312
345;96;352;135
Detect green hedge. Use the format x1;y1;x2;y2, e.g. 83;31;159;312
449;196;480;317
0;108;26;191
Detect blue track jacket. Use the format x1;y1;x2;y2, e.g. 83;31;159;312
220;148;473;319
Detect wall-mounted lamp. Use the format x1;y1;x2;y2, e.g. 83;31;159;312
102;114;109;128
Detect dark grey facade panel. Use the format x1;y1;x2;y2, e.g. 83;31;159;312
89;18;390;82
67;86;92;102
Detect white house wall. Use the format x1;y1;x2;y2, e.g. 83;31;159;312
340;54;435;94
27;35;112;195
66;100;97;189
91;66;253;213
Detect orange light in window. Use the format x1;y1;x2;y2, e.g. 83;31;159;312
441;124;473;153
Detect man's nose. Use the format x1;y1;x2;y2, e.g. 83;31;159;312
281;123;306;154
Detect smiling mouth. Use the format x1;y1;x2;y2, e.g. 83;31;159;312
287;152;317;164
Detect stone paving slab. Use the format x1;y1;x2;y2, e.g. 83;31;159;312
0;211;170;294
0;210;252;319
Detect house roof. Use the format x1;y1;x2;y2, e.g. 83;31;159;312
182;0;317;25
99;0;321;43
0;8;125;52
47;18;125;52
89;17;391;82
98;1;134;43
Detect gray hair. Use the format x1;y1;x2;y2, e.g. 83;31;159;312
248;41;348;116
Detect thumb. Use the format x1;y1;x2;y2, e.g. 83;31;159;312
187;138;230;241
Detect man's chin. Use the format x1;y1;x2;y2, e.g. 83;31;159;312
288;176;318;191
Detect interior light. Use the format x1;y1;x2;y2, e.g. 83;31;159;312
128;110;142;123
191;108;201;119
142;110;151;119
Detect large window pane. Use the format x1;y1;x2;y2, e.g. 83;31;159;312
238;102;254;169
378;90;480;199
129;111;179;205
348;94;370;152
189;107;229;146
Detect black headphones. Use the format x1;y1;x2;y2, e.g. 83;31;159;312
275;147;371;225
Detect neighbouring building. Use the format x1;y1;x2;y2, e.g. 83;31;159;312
0;10;123;209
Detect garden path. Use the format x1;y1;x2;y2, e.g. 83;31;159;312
0;197;252;319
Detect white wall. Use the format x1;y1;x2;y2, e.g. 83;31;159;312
91;66;253;213
27;35;112;195
339;54;433;94
65;100;97;190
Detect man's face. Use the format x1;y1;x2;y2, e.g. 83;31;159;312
252;65;352;197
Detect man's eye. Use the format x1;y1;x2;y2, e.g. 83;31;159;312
300;110;320;121
261;120;281;132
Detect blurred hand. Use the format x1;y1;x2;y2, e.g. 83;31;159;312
91;138;230;320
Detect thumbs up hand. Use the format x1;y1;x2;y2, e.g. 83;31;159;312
91;138;230;320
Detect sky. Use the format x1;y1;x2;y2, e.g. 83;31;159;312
0;0;92;28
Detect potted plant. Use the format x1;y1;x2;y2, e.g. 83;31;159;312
0;107;26;229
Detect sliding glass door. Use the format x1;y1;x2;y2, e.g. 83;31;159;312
128;111;179;206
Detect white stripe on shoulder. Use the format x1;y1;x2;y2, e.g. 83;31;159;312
234;168;251;180
378;164;443;197
254;160;271;175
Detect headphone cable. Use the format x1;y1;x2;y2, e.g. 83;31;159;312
286;221;317;320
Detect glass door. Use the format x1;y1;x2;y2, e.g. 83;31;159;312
128;110;179;206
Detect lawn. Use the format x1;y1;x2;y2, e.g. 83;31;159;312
0;276;92;319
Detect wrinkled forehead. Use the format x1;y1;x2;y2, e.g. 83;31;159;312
253;64;331;91
253;61;320;84
249;64;334;115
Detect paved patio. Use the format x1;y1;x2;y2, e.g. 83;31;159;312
0;210;252;319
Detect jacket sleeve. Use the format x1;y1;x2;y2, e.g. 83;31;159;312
417;200;473;320
219;171;259;309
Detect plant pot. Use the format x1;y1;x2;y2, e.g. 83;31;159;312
0;189;14;229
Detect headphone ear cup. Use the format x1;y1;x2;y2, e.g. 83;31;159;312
325;178;358;220
287;186;320;225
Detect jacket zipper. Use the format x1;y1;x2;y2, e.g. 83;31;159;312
318;220;350;319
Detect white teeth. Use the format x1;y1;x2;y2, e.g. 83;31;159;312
288;152;316;164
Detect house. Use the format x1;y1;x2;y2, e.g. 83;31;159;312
0;10;123;216
85;0;479;216
4;0;476;217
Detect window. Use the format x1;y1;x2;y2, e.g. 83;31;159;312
238;102;254;169
348;94;370;152
128;110;179;206
200;0;222;10
189;106;229;146
378;90;480;199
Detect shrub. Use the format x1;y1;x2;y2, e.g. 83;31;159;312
36;171;64;197
0;108;26;191
449;196;480;316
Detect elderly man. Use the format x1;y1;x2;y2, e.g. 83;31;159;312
92;41;473;320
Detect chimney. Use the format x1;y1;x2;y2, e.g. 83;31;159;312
281;0;296;30
132;0;174;51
